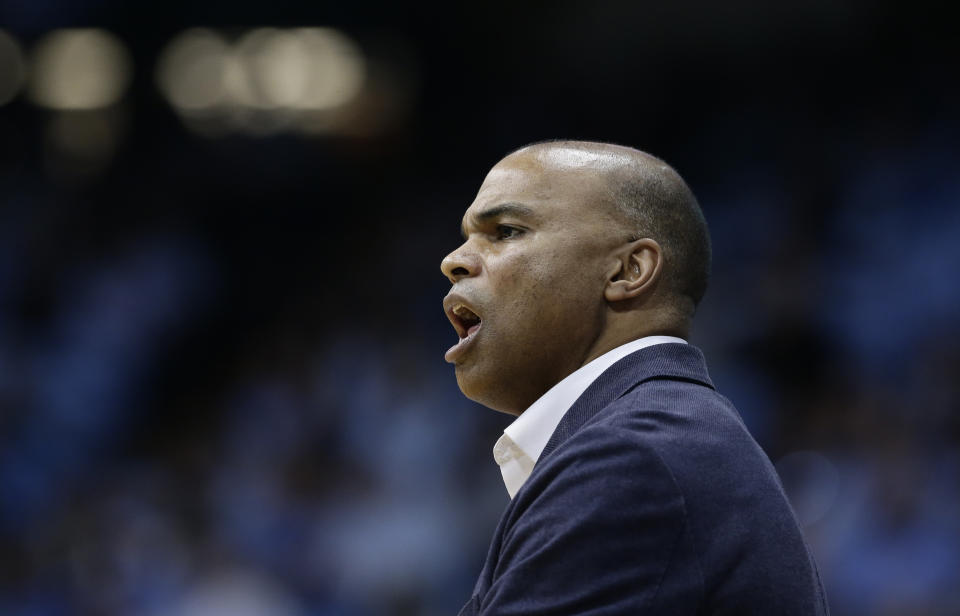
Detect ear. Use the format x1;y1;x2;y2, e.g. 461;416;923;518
604;238;662;303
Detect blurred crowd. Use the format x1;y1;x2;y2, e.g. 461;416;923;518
1;2;959;615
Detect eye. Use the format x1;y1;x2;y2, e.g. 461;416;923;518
495;225;525;240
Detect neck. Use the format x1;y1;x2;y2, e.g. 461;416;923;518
581;314;688;368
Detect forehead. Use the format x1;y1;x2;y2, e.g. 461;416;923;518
465;148;618;221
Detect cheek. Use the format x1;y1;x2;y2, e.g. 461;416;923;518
492;258;553;317
492;252;602;339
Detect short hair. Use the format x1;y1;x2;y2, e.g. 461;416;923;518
612;154;711;316
511;140;712;316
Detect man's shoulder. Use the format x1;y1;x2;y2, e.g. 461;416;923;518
572;375;754;469
491;370;829;616
529;375;792;533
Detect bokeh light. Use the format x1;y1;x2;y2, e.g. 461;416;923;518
775;450;841;527
156;27;366;136
27;29;132;110
0;29;26;106
287;27;365;110
235;28;309;109
155;29;234;112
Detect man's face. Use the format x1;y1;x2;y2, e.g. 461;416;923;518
441;149;623;414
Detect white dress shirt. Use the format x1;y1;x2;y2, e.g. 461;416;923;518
493;336;687;498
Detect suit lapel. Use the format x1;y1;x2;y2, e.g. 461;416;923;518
539;343;715;460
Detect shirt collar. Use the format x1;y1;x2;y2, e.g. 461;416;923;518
493;335;686;498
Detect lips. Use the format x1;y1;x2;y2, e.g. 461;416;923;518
443;294;483;362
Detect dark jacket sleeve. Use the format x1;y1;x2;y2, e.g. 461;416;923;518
477;424;704;615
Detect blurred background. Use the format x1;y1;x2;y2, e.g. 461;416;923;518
1;1;958;614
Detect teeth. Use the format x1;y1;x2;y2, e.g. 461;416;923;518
453;304;479;322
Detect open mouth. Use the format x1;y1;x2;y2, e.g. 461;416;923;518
443;297;483;362
450;303;482;339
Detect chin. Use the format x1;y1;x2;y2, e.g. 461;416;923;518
455;365;522;415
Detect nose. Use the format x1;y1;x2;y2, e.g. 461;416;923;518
441;243;479;283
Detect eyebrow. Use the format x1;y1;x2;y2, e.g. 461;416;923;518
461;202;538;239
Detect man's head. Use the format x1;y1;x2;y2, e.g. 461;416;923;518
441;140;710;414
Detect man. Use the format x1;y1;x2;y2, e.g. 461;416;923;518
441;140;829;615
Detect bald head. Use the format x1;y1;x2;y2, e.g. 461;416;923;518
508;140;711;318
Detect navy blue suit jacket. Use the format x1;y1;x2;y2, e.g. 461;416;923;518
459;343;829;615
